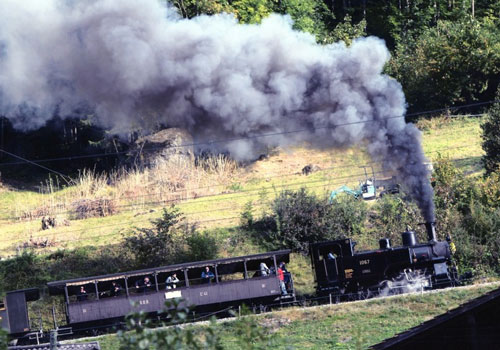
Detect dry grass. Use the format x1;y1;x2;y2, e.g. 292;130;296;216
10;154;241;224
0;116;485;255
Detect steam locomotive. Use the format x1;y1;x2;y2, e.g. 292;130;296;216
310;223;458;299
1;223;458;344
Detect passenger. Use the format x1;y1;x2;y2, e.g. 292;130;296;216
110;281;123;297
277;263;287;295
166;273;180;289
327;252;336;260
201;266;215;284
77;286;88;301
280;262;291;285
135;277;153;293
260;262;270;276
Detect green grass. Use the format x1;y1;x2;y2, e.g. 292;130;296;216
74;282;500;350
0;116;485;256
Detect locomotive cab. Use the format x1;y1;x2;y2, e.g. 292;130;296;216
310;239;355;295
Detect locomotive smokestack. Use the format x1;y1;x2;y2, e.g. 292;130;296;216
424;222;437;242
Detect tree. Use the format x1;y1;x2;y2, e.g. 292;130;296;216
387;16;500;113
123;207;218;269
482;87;500;175
267;188;367;253
320;15;366;45
123;207;182;268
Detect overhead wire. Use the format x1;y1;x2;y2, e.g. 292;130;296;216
0;174;364;245
0;100;493;168
0;152;480;250
0;149;71;183
3;141;482;222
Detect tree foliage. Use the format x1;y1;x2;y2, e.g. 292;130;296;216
0;328;7;350
118;298;222;350
123;207;218;269
387;16;500;112
482;87;500;174
262;188;367;253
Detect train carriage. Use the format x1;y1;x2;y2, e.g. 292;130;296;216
46;250;294;332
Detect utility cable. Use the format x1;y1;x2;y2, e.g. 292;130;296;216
0;100;493;167
1;144;482;222
0;148;71;184
0;153;480;250
3;142;481;222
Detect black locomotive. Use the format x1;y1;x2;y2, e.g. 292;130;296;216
1;223;458;344
310;222;458;299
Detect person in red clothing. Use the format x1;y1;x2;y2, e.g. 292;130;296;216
277;262;288;295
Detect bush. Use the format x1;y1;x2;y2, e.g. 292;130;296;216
0;251;50;292
482;87;500;175
123;206;219;269
371;194;422;243
123;207;182;268
255;188;367;253
0;328;7;350
118;298;222;350
454;205;500;275
184;231;219;262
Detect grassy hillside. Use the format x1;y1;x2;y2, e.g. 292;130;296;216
0;115;484;256
77;282;499;350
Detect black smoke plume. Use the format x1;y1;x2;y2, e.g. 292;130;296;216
0;0;435;221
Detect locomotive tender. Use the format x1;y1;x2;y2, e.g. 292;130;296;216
2;223;457;343
310;222;458;298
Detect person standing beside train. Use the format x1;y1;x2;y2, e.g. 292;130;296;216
277;262;288;295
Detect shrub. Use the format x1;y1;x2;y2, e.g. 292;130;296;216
0;251;50;292
0;328;7;350
123;207;182;268
123;206;219;269
371;194;422;243
454;205;500;275
184;231;219;262
482;86;500;175
118;298;222;350
257;188;367;253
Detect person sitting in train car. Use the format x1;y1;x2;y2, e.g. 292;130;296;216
77;286;88;301
110;281;123;297
166;273;180;289
201;266;215;284
277;263;288;295
260;262;271;276
135;276;153;293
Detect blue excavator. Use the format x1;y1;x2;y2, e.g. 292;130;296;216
330;166;376;201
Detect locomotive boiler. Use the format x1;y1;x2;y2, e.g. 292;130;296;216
310;223;458;299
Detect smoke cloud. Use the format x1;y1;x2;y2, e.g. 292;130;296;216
0;0;434;221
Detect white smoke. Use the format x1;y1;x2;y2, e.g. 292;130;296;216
379;270;431;297
0;0;434;220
